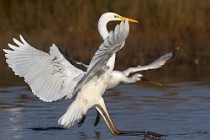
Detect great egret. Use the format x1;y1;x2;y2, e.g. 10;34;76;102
4;13;164;138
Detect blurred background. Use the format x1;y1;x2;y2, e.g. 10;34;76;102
1;1;210;140
0;0;210;84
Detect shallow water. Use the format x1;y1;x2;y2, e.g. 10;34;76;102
0;80;210;140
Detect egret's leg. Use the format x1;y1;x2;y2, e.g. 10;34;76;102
94;110;100;127
78;115;86;127
97;100;165;137
95;106;115;135
101;105;165;137
98;100;121;133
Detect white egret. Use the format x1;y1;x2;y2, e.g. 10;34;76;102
67;48;178;127
4;12;164;138
64;48;178;91
105;47;179;90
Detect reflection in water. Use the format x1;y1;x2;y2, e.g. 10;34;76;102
0;81;210;140
94;131;101;139
28;126;65;131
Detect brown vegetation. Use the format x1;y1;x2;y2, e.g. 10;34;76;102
0;0;210;69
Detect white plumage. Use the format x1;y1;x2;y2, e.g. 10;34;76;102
58;20;129;127
4;12;169;138
4;37;84;102
68;49;178;90
4;16;132;131
122;49;177;76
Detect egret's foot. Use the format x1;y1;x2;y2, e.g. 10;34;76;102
145;131;166;138
141;131;166;140
114;130;166;140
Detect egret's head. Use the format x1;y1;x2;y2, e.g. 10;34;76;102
100;12;139;23
98;12;139;40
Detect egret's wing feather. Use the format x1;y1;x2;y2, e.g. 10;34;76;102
64;56;88;72
123;47;179;76
4;35;84;102
74;20;129;93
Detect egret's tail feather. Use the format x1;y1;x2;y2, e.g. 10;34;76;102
58;100;85;127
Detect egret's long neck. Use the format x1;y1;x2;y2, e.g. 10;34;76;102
98;15;116;71
98;17;109;40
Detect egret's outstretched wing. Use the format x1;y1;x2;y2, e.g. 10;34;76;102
4;35;84;102
74;20;130;93
123;47;179;76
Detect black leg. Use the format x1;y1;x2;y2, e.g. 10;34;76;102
94;110;101;127
78;115;86;127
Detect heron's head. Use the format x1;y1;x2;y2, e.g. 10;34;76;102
132;73;143;81
100;12;139;23
133;74;163;86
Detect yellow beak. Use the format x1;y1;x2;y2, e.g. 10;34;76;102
119;16;139;23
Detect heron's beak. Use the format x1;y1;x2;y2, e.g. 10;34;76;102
141;76;163;86
119;16;139;23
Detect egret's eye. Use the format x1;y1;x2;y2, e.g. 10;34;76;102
114;15;118;18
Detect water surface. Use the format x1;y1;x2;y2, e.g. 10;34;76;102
0;80;210;140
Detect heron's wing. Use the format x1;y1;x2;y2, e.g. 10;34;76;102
64;56;88;72
74;20;130;93
123;47;179;76
4;35;84;102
